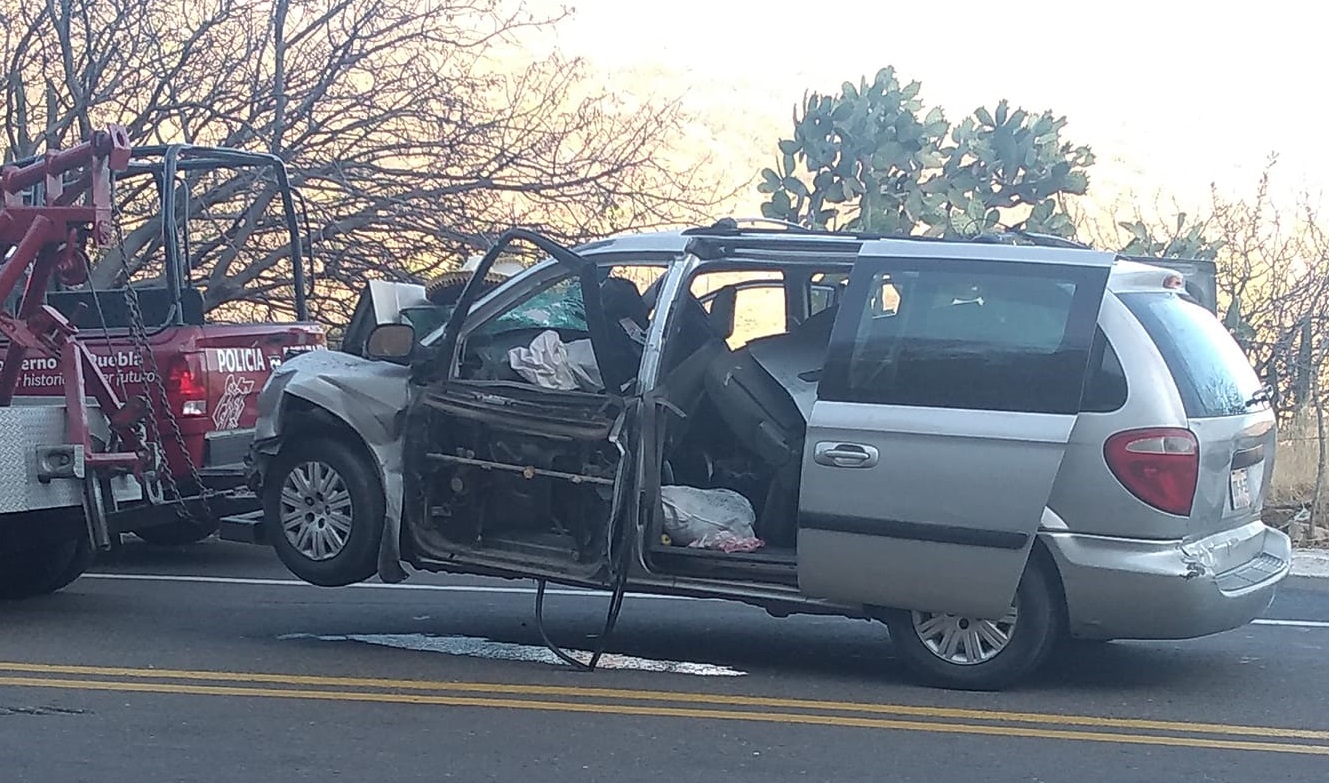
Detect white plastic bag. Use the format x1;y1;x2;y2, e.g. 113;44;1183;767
507;330;602;392
660;485;762;551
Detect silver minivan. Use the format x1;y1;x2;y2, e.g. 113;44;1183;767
223;223;1290;690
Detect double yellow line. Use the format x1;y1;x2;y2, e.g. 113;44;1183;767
3;661;1328;756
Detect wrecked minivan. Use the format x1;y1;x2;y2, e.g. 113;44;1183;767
223;223;1291;690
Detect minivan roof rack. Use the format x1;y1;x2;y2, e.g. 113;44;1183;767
682;218;1096;251
723;217;815;232
682;217;899;241
971;228;1093;250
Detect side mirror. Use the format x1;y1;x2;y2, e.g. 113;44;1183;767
365;323;415;364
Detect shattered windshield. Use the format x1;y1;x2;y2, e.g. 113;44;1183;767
475;277;588;336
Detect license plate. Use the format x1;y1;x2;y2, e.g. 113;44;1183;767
1230;467;1252;510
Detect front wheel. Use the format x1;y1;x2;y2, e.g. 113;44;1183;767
264;435;385;587
886;559;1061;691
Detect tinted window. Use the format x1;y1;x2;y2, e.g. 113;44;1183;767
1081;329;1127;413
1119;292;1263;418
821;261;1103;415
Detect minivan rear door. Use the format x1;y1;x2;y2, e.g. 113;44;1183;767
1117;291;1275;545
797;242;1113;619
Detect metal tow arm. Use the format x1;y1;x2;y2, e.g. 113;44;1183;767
0;126;153;486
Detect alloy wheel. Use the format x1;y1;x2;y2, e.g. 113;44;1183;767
910;605;1020;665
279;461;354;561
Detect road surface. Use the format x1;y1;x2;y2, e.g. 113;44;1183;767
2;538;1327;782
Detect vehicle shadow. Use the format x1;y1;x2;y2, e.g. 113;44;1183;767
379;605;1240;694
90;535;278;573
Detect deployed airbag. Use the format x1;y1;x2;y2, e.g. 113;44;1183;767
507;329;603;392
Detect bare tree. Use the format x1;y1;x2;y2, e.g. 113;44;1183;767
1207;164;1329;416
1;0;730;322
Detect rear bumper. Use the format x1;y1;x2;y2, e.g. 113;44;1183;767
1041;522;1291;640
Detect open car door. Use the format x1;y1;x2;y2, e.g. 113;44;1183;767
400;229;638;580
796;241;1113;619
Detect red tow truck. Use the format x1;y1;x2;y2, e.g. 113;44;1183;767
0;129;324;598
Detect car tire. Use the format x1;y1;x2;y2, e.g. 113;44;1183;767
264;435;384;587
0;532;92;600
886;558;1061;691
44;535;95;594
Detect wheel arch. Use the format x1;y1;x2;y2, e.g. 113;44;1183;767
264;388;410;582
277;394;383;475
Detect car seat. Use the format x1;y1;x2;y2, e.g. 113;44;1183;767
703;346;806;547
596;276;652;392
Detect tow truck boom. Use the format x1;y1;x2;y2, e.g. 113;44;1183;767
0;125;153;549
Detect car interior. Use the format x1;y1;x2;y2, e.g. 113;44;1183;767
402;256;851;586
641;263;849;584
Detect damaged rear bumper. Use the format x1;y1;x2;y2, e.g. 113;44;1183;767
1041;521;1291;641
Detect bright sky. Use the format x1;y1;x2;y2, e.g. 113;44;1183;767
524;0;1327;227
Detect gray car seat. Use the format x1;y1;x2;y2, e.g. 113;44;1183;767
703;346;806;547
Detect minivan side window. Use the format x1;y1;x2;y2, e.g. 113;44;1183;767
820;260;1104;415
1081;328;1127;413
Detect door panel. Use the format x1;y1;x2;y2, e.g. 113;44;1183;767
797;247;1112;619
402;229;633;578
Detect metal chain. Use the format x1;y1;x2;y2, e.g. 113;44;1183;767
110;194;216;525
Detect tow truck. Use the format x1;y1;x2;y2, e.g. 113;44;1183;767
0;126;324;598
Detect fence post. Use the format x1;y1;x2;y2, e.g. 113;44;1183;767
1312;372;1326;542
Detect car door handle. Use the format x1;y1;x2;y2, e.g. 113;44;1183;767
814;442;879;468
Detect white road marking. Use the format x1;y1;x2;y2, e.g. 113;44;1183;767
1251;619;1329;629
279;632;747;676
83;572;695;600
84;573;1329;629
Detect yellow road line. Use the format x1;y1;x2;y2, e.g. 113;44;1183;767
1;674;1326;757
2;661;1327;742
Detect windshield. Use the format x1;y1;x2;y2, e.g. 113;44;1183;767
1119;291;1265;418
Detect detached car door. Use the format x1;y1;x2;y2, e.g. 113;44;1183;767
797;242;1112;619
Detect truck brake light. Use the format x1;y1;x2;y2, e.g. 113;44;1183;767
1103;427;1198;516
166;353;207;417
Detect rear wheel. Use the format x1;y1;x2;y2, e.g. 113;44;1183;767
886;558;1061;691
0;531;92;600
264;435;384;586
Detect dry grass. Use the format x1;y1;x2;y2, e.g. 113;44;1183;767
1269;414;1329;545
1271;415;1326;506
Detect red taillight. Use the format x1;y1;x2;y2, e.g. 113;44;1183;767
1103;427;1199;516
166;353;207;417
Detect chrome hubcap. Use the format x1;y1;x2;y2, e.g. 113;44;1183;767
911;605;1019;665
280;461;353;561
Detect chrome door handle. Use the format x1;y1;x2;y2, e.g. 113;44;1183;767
814;442;879;468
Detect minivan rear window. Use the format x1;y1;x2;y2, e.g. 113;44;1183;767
1118;292;1264;418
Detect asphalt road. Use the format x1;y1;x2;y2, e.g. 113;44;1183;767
2;538;1328;783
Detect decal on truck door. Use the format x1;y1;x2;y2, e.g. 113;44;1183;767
212;374;256;430
215;347;269;373
0;349;147;391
